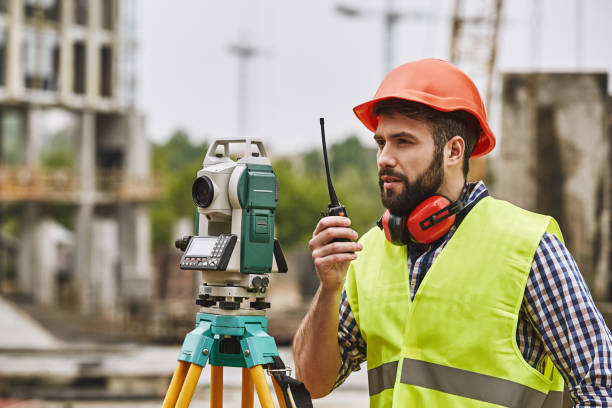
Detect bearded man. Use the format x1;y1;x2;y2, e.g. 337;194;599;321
292;59;612;407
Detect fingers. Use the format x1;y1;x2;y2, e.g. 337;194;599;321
311;216;358;249
311;241;362;260
313;216;352;237
309;216;361;259
309;217;362;291
309;227;359;250
313;252;358;273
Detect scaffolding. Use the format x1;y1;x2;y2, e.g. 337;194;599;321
0;166;160;203
0;0;154;318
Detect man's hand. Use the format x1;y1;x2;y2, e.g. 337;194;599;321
292;216;363;398
309;216;363;293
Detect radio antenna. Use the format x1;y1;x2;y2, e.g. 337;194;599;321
320;118;340;207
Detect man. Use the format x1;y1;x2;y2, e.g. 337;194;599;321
292;59;612;407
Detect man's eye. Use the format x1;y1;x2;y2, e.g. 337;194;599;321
375;139;385;147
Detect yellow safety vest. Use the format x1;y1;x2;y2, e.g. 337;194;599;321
345;196;565;407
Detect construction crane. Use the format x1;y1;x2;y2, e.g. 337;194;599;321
449;0;504;108
448;0;504;182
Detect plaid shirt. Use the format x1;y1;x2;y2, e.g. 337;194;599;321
336;182;612;406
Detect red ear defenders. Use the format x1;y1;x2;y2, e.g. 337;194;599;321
377;195;465;245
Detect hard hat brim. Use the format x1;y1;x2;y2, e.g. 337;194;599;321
353;94;496;158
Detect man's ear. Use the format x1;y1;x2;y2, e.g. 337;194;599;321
445;136;465;167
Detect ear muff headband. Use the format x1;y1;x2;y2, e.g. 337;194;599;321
377;195;466;245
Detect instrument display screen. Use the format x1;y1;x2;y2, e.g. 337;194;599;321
185;237;217;257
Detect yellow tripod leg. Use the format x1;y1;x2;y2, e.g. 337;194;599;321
241;367;254;408
211;365;223;408
176;363;204;408
272;375;290;408
249;365;275;408
162;360;190;408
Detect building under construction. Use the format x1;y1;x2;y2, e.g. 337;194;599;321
0;0;156;320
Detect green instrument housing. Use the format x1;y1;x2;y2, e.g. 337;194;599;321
237;163;278;274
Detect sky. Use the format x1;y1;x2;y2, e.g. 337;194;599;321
137;0;612;157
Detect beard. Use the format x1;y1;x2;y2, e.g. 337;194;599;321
379;150;444;215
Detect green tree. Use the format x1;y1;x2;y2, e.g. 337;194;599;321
330;134;371;176
40;128;76;168
153;129;208;172
274;159;329;249
303;149;323;177
150;130;208;249
274;135;383;250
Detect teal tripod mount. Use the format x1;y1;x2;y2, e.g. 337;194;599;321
162;300;309;407
161;138;311;408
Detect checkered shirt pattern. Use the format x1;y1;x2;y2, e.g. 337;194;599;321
335;182;612;406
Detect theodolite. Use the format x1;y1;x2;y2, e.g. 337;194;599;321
163;138;310;408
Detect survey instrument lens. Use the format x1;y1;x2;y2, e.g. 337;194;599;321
192;176;215;208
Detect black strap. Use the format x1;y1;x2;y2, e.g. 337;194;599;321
270;356;313;408
419;198;466;231
454;190;489;226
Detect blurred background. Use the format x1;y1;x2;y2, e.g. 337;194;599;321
0;0;610;406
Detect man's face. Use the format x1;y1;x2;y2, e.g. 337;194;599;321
374;113;444;215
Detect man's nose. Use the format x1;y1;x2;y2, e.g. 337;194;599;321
377;144;396;169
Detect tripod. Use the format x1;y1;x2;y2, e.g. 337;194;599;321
162;312;301;408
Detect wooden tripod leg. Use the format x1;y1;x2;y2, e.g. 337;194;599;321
162;360;190;408
241;367;254;408
249;365;275;408
271;376;290;408
176;363;204;408
211;365;223;408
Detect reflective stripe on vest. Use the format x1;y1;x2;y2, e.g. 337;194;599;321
399;358;562;408
542;391;564;408
368;360;399;396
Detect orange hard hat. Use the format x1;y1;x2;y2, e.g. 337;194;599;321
353;59;495;157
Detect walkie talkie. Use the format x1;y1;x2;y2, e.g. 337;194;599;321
320;117;347;218
320;118;351;247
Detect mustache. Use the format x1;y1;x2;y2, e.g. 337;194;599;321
378;169;409;183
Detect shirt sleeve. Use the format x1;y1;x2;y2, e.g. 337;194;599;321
524;232;612;406
333;288;367;389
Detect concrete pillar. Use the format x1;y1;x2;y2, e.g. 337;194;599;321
35;219;73;306
58;0;74;103
17;203;39;299
22;108;39;166
497;73;610;300
75;110;96;313
124;114;149;178
91;217;119;319
16;108;41;300
6;0;23;99
112;113;153;303
75;203;94;312
78;111;96;192
92;112;153;313
86;0;101;106
118;204;153;302
496;75;539;210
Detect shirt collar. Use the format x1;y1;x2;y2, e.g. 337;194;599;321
462;180;488;207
